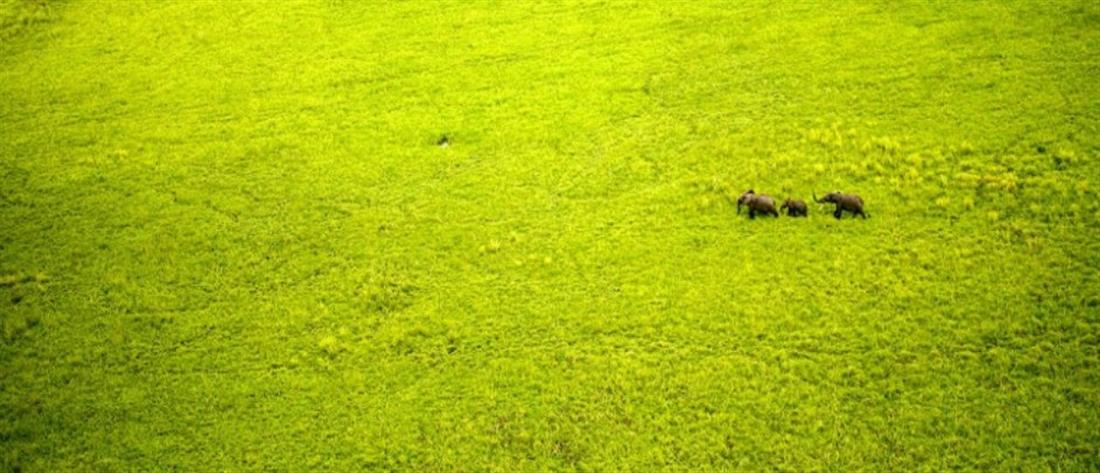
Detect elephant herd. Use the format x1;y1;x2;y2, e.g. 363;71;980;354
736;190;867;219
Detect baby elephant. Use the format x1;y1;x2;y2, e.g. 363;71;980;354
736;189;779;219
814;191;867;219
780;198;808;217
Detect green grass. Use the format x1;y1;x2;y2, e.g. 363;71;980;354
2;0;1098;470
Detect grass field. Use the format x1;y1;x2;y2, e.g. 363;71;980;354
2;0;1099;470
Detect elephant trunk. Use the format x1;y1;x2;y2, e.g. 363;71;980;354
737;201;742;214
813;193;825;203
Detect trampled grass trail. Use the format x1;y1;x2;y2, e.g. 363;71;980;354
1;1;1098;470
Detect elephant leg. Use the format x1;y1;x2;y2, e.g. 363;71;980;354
833;208;842;219
772;210;779;217
749;209;756;219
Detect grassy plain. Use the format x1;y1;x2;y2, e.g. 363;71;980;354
1;0;1098;470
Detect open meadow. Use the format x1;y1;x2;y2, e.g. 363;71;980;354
1;0;1098;470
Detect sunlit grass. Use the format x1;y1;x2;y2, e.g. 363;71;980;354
1;0;1098;470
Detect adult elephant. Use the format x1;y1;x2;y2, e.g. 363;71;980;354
814;192;867;219
737;190;779;219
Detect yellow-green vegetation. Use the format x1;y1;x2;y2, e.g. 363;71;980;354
2;1;1098;470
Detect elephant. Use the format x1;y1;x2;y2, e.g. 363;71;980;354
814;191;867;219
736;190;779;218
780;198;808;217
